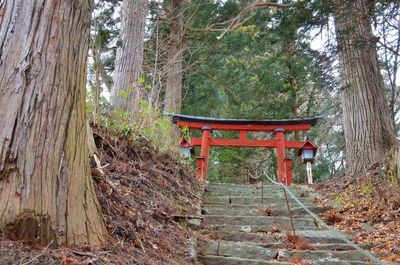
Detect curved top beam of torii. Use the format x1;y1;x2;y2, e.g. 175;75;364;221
171;113;325;132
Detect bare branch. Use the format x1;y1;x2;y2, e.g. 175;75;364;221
217;1;299;39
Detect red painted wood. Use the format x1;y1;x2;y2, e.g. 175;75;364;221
284;159;293;185
275;130;286;183
195;157;204;180
190;138;305;149
176;121;311;132
179;118;317;184
199;129;212;180
239;131;247;140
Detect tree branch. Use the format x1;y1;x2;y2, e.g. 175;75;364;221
217;0;299;40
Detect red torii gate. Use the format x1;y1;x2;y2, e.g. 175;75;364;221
172;114;322;185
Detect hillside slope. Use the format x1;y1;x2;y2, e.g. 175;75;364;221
0;126;200;265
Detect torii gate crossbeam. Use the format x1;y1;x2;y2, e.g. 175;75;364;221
172;114;322;185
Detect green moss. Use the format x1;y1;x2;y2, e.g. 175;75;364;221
361;183;374;197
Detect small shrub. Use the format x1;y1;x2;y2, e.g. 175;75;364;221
101;101;180;156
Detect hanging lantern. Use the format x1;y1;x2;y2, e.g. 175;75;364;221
180;139;193;159
298;140;318;164
298;140;318;184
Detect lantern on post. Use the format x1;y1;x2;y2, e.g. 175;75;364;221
298;140;318;184
180;139;193;158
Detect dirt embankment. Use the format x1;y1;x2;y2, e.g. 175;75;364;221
0;126;200;265
316;175;400;264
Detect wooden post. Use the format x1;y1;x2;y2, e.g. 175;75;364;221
199;127;213;180
306;161;313;184
274;128;286;183
239;130;247;140
284;158;293;185
195;156;205;180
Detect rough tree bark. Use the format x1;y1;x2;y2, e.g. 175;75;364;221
92;44;102;125
0;0;107;245
334;0;398;175
164;0;184;113
111;0;147;114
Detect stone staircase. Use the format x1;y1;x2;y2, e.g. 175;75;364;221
195;183;380;265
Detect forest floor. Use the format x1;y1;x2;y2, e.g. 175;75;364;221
1;127;400;265
316;174;400;264
0;126;201;265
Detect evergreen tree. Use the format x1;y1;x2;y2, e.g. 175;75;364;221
0;0;107;245
111;0;148;115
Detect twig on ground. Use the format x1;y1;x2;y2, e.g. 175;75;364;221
134;232;146;253
20;240;54;265
93;131;119;158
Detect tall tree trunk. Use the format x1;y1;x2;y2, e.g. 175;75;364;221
164;0;184;113
284;40;303;182
0;0;107;245
93;44;102;126
334;0;397;175
111;0;147;114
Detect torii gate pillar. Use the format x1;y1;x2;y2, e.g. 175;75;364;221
196;127;212;180
274;128;286;184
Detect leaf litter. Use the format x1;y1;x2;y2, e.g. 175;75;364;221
0;126;201;265
316;174;400;264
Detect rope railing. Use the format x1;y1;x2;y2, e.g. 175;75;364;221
261;169;387;265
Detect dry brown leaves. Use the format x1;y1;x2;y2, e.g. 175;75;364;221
0;126;200;265
288;256;313;265
90;126;201;264
322;209;343;225
317;175;400;264
261;207;276;216
284;233;315;251
256;228;281;235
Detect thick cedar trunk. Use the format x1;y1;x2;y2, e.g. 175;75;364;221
0;0;107;245
334;0;397;175
164;0;184;113
111;0;147;114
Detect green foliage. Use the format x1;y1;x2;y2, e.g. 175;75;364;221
138;75;145;84
116;87;136;98
181;126;191;142
361;183;374;197
86;86;110;117
181;0;342;182
100;100;180;156
334;194;342;204
137;101;179;154
86;0;400;184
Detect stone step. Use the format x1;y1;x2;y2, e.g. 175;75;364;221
203;195;315;205
197;183;381;265
206;183;314;192
198;255;289;265
198;255;377;265
203;215;318;229
198;239;371;252
202;202;318;210
198;241;371;263
203;193;306;199
199;230;351;245
204;188;308;196
202;205;331;217
276;249;371;262
204;185;278;193
198;241;278;260
201;224;322;234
